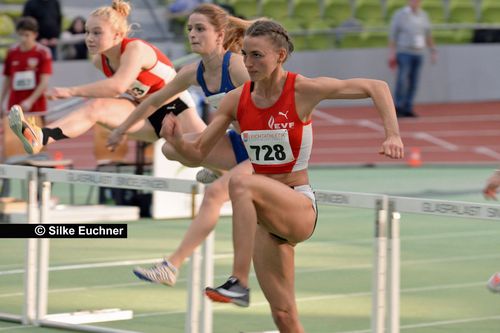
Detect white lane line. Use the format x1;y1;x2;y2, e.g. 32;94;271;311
0;325;35;331
0;253;234;276
474;146;500;159
314;130;500;140
1;252;498;299
314;109;346;125
413;132;459;151
2;229;498;276
336;315;500;333
133;280;489;319
402;114;500;123
355;119;384;132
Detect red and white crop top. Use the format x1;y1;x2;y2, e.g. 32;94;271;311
237;72;313;174
101;38;176;101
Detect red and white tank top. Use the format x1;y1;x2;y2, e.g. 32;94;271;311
100;38;176;101
237;72;313;174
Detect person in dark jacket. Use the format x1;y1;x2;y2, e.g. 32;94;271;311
22;0;62;60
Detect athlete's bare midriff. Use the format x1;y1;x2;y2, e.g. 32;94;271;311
263;168;309;187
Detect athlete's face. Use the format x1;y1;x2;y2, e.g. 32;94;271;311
17;29;37;49
242;36;285;81
187;13;222;54
409;0;421;11
85;16;121;54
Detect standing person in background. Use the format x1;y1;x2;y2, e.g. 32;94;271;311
23;0;62;60
0;17;52;116
163;19;404;332
483;169;500;292
388;0;437;118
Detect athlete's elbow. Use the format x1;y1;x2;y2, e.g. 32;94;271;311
364;79;390;97
372;80;390;93
110;80;130;95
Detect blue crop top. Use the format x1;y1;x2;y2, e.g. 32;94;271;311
196;51;236;96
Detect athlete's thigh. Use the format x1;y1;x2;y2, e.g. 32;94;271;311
95;98;158;142
253;226;297;311
248;175;315;243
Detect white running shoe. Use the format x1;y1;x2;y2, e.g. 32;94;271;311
8;105;43;154
195;168;219;184
487;272;500;293
133;259;178;287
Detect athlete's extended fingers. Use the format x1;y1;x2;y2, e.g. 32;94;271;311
106;132;123;152
483;187;497;200
160;113;176;141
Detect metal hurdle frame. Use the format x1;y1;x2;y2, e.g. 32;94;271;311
33;168;208;333
2;164;500;333
0;165;38;325
314;190;390;333
314;191;500;333
386;196;500;333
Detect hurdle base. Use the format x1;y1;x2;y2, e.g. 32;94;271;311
43;308;133;324
7;205;140;223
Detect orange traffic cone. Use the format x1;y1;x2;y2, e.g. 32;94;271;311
407;147;422;167
54;151;64;169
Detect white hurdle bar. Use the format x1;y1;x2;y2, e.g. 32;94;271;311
0;165;38;325
34;168;205;333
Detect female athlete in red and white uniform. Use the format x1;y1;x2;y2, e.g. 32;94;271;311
9;0;203;156
163;19;404;332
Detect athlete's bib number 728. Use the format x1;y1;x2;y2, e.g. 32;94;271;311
241;129;294;165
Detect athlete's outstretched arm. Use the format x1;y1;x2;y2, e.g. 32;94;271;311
297;76;404;159
47;41;154;99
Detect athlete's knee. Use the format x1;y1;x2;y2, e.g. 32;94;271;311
271;308;300;332
228;174;252;199
84;99;107;123
161;142;176;160
203;180;227;205
161;142;198;167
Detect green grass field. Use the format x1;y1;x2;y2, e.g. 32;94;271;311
1;166;499;332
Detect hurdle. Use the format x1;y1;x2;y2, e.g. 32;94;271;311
386;196;500;333
35;167;208;333
0;165;38;325
2;163;500;333
0;165;209;333
315;190;389;333
314;191;500;333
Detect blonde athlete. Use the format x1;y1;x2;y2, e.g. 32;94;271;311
163;20;404;332
113;4;255;286
9;0;202;155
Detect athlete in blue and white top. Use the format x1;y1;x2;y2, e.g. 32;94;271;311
110;3;255;288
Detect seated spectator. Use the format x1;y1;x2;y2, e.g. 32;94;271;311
61;16;87;60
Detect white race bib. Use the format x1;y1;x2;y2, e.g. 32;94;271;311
127;80;151;99
13;70;36;91
241;129;294;165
